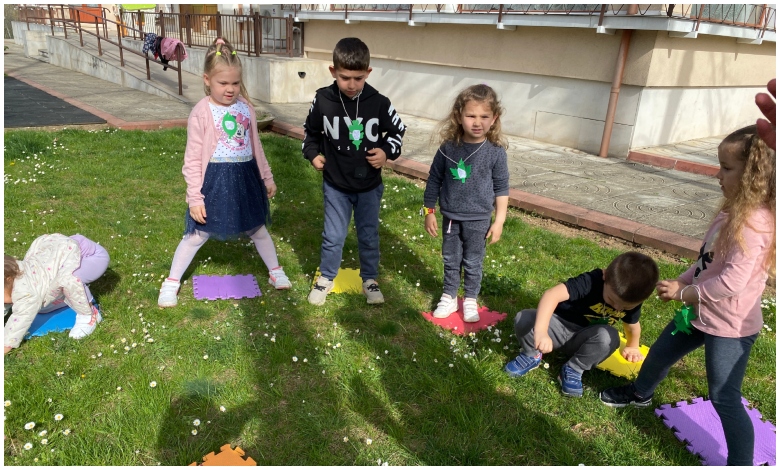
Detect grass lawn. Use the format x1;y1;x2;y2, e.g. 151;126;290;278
3;128;776;465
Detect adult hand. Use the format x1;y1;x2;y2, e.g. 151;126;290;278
425;213;438;237
189;205;207;224
312;155;326;171
266;181;277;198
621;346;644;363
4;346;13;355
366;148;387;169
756;78;776;150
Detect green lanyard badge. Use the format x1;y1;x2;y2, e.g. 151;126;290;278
671;304;697;335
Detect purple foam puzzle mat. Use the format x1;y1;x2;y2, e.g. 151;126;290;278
654;396;776;466
192;275;262;301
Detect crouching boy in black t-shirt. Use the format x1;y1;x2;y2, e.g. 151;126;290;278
504;252;659;397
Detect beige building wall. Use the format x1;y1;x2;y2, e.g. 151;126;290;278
302;20;775;154
643;31;776;87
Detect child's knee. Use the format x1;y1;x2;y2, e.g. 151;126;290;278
514;309;537;332
593;326;620;352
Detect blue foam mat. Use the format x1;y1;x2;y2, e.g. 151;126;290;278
24;306;77;338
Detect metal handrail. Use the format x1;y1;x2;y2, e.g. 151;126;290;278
17;4;185;96
118;9;296;57
294;3;776;32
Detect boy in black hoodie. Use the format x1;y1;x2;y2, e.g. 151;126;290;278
303;37;406;306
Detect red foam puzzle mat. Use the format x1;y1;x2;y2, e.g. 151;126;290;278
421;298;507;335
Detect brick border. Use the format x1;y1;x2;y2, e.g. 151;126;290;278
270;121;701;259
628;150;719;177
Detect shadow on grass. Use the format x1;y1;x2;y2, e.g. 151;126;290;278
89;267;121;302
150;134;653;464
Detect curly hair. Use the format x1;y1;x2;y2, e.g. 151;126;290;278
435;84;507;148
203;37;253;106
716;125;776;275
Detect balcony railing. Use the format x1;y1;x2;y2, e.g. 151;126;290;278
288;4;775;32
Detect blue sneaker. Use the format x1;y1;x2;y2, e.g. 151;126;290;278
504;353;542;378
558;363;583;397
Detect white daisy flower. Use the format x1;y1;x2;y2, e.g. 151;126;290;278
193;419;201;426
3;401;10;407
24;422;36;430
220;406;226;412
149;381;157;388
39;430;48;437
191;429;198;436
54;414;63;421
365;438;372;445
41;439;48;445
24;443;33;450
343;436;349;442
292;356;298;362
62;429;71;436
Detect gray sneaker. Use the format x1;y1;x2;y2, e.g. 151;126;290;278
362;279;384;304
308;276;334;306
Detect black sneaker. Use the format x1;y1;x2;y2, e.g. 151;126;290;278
599;384;653;408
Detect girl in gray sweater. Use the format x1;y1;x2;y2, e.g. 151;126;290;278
423;85;510;322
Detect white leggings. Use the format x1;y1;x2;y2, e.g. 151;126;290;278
167;226;279;281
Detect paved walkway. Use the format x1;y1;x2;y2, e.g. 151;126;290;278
4;38;721;258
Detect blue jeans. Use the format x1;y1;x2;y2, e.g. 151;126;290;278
320;181;383;282
634;320;757;466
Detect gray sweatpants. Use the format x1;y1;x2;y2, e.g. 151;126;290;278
513;308;620;373
441;216;491;298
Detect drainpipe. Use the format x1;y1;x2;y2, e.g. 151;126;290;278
599;4;638;157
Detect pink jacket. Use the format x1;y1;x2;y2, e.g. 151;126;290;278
680;208;774;338
160;37;187;62
183;96;274;207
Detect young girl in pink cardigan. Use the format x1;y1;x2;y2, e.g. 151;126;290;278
158;38;290;308
600;125;775;466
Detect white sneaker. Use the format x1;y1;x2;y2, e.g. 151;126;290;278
308;276;334;306
158;279;181;308
268;267;292;289
463;298;480;323
362;279;384;304
433;293;458;319
69;303;102;339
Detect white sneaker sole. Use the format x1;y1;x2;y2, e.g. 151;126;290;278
269;278;291;290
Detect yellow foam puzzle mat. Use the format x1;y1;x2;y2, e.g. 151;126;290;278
312;267;363;294
596;333;650;379
189;443;256;466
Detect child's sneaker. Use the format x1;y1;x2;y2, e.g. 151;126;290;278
462;298;479;323
599;383;653;408
433;293;458;319
504;353;542;378
308;276;334;306
69;303;102;339
268;266;292;290
558;363;583;397
362;279;384;304
157;279;181;308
